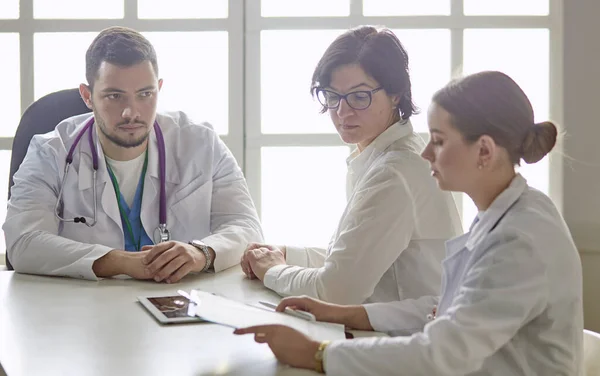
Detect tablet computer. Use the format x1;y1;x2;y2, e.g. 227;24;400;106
138;294;204;324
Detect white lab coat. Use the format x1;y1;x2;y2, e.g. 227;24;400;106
4;112;263;280
264;121;463;304
324;174;583;376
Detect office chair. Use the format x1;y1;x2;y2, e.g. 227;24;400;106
5;88;91;270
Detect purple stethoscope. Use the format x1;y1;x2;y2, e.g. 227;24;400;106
54;117;171;244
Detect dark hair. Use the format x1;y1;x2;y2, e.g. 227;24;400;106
432;71;557;165
85;26;158;89
310;25;417;120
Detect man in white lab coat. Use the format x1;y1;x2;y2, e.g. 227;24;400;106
3;26;263;282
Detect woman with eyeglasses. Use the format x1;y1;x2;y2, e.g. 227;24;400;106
240;26;462;305
235;71;583;376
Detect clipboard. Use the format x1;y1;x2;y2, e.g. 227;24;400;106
179;289;345;341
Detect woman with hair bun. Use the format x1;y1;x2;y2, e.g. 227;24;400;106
234;71;583;376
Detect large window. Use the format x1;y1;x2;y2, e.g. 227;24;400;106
246;0;562;242
0;0;562;259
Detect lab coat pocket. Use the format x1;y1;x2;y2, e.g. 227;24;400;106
60;192;108;245
170;181;212;237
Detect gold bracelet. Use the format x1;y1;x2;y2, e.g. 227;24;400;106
314;340;331;374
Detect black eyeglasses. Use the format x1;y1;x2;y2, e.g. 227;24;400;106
316;87;383;110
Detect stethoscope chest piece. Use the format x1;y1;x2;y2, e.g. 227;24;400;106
153;224;171;244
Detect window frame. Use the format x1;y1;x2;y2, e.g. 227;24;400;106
0;0;244;162
244;0;564;222
0;0;564;259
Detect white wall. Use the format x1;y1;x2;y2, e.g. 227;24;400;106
563;0;600;331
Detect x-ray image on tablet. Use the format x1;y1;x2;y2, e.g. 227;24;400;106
138;295;204;324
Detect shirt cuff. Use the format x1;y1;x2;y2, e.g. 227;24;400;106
285;245;309;267
322;336;398;375
363;299;432;335
364;302;396;333
263;263;293;291
322;339;346;375
73;244;114;280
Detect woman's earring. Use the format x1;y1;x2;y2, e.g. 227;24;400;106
477;162;484;170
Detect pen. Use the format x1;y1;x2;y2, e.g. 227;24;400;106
259;300;316;322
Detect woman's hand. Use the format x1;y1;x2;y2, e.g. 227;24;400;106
233;325;320;371
276;296;339;322
277;296;373;330
240;243;286;279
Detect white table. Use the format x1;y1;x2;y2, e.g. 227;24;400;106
0;267;327;376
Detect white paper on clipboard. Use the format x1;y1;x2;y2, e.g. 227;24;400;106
188;290;345;342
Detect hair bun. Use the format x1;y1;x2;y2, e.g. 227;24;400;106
520;121;558;164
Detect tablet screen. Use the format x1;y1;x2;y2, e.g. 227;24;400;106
147;296;191;318
138;294;202;324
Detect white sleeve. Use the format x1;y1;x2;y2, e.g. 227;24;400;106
263;164;415;304
364;295;439;336
284;245;327;268
323;234;548;376
4;135;112;280
201;135;264;272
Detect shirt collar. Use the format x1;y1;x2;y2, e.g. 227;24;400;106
465;174;528;251
346;120;414;175
77;114;181;190
105;149;146;167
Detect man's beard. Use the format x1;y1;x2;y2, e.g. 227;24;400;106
95;114;150;149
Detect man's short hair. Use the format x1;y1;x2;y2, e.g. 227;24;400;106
85;26;158;89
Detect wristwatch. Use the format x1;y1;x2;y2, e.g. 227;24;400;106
189;240;213;272
314;340;330;374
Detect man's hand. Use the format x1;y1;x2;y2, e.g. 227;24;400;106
243;246;286;281
121;250;155;279
142;241;207;283
93;250;155;280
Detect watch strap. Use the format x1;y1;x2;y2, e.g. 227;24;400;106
189;240;213;272
314;340;330;373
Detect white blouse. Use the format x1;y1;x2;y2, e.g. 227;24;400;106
263;120;463;304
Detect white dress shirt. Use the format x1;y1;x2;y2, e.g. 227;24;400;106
4;112;264;279
324;174;583;376
263;121;463;304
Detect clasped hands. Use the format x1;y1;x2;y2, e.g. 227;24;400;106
121;240;208;283
240;242;287;281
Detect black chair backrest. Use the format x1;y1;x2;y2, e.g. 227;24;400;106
5;88;92;270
